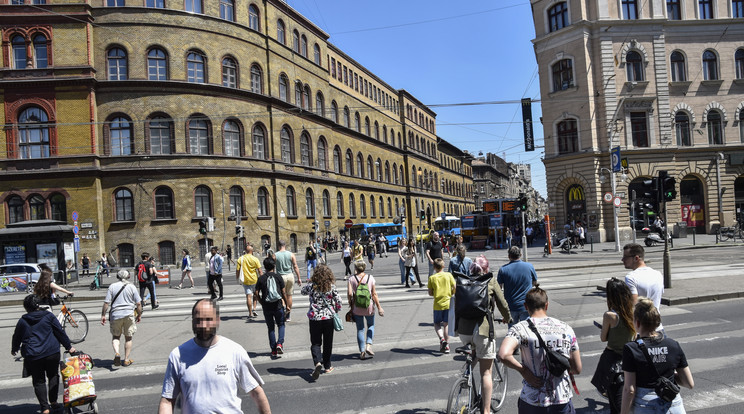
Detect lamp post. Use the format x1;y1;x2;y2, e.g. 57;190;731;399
600;167;622;252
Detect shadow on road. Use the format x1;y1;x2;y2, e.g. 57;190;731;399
389;347;443;357
577;397;610;412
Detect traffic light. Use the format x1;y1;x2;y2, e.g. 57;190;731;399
198;219;207;235
518;193;528;211
641;177;659;207
419;209;425;220
235;225;244;238
659;170;677;201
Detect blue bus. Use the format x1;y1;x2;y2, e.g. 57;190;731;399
434;215;461;239
349;222;407;249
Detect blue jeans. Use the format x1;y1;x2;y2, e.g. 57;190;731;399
509;308;530;328
632;387;686;413
353;314;375;353
306;259;317;279
263;307;285;352
399;259;406;284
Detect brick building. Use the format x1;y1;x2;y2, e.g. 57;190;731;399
0;0;473;268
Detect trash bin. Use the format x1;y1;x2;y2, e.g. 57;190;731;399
673;222;687;238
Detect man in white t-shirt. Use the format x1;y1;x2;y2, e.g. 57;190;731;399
158;299;271;414
622;243;664;331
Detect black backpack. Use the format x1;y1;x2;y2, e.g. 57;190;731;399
454;272;495;340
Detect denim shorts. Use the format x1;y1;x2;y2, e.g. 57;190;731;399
242;284;256;295
632;387;686;414
433;309;449;324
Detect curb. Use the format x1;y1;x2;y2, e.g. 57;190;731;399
662;291;744;306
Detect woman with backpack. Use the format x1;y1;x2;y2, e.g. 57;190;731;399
347;261;384;360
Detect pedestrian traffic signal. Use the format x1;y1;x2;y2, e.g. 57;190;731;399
235;225;244;238
199;219;207;235
641;177;659;206
518;193;528;211
659;170;677;201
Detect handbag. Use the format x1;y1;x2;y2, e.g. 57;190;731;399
637;339;680;402
345;309;354;322
320;293;343;332
527;319;571;377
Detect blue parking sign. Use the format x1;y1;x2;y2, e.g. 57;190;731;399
611;146;622;172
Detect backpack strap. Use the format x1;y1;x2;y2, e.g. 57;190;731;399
637;338;667;381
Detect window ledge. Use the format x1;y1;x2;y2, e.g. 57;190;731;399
257;215;272;220
111;220;136;225
548;85;578;95
151;218;177;223
323;216;332;219
337;216;345;219
669;81;692;87
625;81;648;89
700;79;723;86
286;215;298;220
732;78;744;84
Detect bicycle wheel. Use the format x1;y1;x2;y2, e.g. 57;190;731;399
719;229;731;241
64;310;89;343
491;359;509;412
446;377;473;414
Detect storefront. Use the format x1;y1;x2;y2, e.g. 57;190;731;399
0;220;75;272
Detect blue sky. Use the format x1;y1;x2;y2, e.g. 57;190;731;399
288;0;547;197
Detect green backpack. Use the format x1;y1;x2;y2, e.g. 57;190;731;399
353;275;371;309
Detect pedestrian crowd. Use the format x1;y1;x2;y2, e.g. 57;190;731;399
9;235;694;414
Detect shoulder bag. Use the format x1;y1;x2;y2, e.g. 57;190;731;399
637;339;680;402
320;292;344;331
108;283;128;320
527;318;571;377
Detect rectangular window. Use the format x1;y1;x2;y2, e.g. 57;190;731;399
354;74;359;91
667;0;681;19
331;57;336;77
630;112;649;147
622;0;638;19
146;0;165;7
343;66;348;85
185;0;202;14
220;0;234;21
337;62;342;80
699;0;713;18
107;0;124;5
734;0;744;17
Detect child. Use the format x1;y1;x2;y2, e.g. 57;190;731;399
427;258;456;353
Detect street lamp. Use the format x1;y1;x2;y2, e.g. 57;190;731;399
599;167;621;252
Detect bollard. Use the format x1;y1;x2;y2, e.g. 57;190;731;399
692;227;696;245
590;235;594;253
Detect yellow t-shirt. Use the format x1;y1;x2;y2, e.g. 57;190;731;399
427;271;456;311
236;254;261;286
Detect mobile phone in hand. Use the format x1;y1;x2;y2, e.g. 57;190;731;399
593;321;602;329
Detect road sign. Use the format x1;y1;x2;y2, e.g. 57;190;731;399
73;237;80;252
324;220;330;228
603;192;613;203
71;211;79;221
441;212;446;220
344;219;353;229
613;196;622;208
611;146;621;172
72;225;79;235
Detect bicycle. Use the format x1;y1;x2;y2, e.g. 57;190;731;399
55;295;89;344
89;261;103;291
718;222;744;242
446;342;508;413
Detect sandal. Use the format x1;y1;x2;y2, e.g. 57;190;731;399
113;354;121;366
365;344;375;356
122;359;134;367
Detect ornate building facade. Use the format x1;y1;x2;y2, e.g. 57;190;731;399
0;0;473;267
532;0;744;241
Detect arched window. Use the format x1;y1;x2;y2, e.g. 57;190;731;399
303;85;311;111
374;121;380;140
670;51;686;82
223;119;241;156
360;194;366;218
317;137;327;170
557;118;578;154
18;106;51;159
229;186;244;217
411;166;417;188
279;74;289;102
154;187;174;219
365;117;371;136
370;195;376;217
384;161;390;183
115;188;134;221
257;187;270;216
252;123;266;159
343;106;351;127
292;30;300;53
382;125;388;143
286;186;296;216
28;194;45;220
349;193;356;217
108;116;133;155
393;162;398;184
707;110;723;145
280;126;293;163
315;92;325;116
148;115;172;154
220;0;235;21
147;48;167;80
736;49;744;79
387;198;392;218
336;192;344;217
194;186;212;217
300;132;312;166
276;19;286;44
552;59;573;91
356;153;364;178
333;146;341;173
295;81;302;106
379;197;385;218
33;34;48;68
675;112;691;146
11;35;26;69
248;4;260;31
626;51;644;81
186;51;205;83
313;43;321;65
300;34;308;57
305;189;315;217
355;112;361;132
345;149;353;175
330;101;338;123
50;193;66;221
546;2;568;30
322;190;331;217
394;198;400;218
107;47;127;80
250;64;262;93
376;158;382;181
188;116;210;155
7;195;24;224
740;110;744;143
367;156;374;180
703;50;718;80
222;57;237;88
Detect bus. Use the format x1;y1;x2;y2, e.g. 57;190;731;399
460;213;490;241
349;222;407;249
434;216;461;239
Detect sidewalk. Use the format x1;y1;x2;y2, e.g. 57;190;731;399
1;232;741;307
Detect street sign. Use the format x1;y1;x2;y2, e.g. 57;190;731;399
71;211;79;221
72;225;79;235
611;146;622;172
324;220;330;228
73;237;80;252
441;212;446;220
603;192;613;203
613;196;622;208
344;219;353;229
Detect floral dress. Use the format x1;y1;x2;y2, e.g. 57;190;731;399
301;284;342;321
